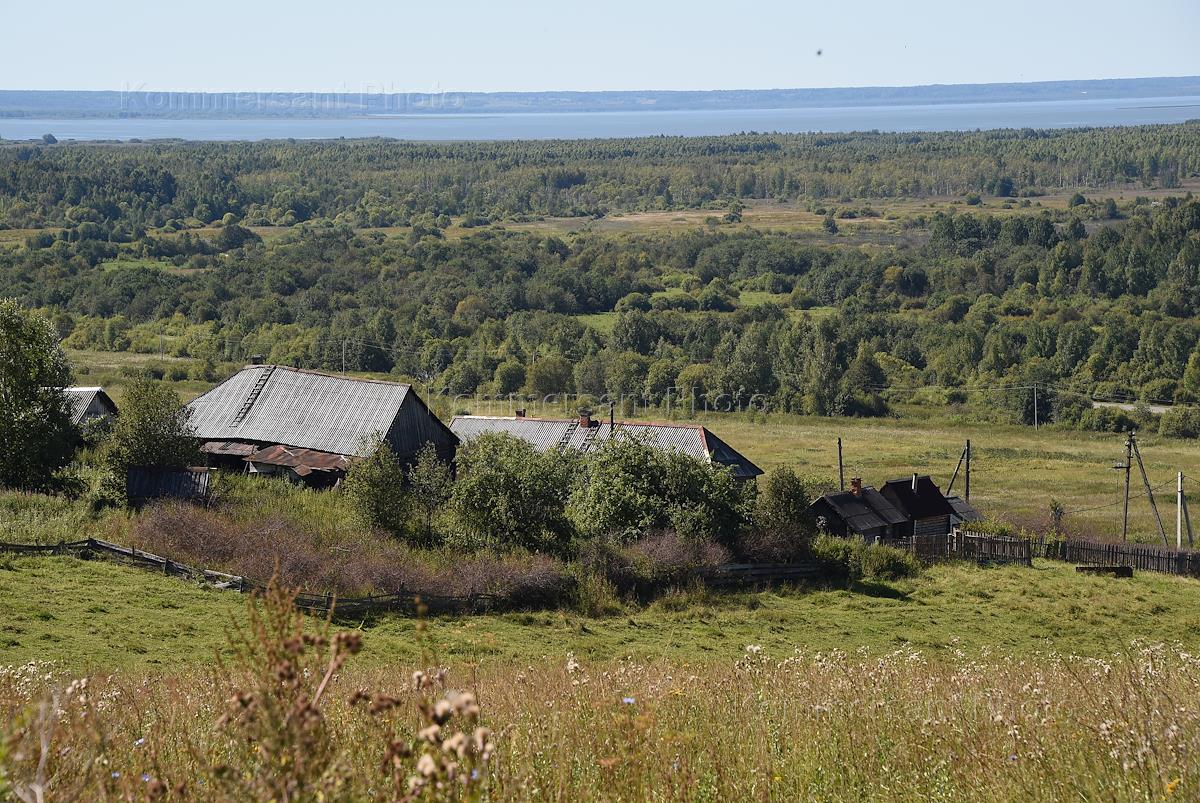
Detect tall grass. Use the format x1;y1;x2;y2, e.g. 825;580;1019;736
0;490;130;546
2;587;1196;801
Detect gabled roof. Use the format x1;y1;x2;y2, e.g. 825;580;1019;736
64;386;117;425
881;475;956;520
946;495;984;522
448;415;763;479
813;487;907;533
186;365;434;457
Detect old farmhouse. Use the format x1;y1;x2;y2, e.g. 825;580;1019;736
65;386;118;427
810;477;909;540
449;412;763;480
187;365;457;485
880;474;958;536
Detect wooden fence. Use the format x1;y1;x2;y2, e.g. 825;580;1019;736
894;531;1033;567
0;538;499;615
1025;536;1200;577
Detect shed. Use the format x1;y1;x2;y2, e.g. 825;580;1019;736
186;365;457;482
810;479;908;540
64;386;118;427
880;475;957;536
946;495;984;525
449;412;763;480
126;467;211;504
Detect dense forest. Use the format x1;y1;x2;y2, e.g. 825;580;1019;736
3;128;1200;433
2;125;1199;227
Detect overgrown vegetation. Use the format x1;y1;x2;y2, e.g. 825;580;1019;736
3;566;1200;801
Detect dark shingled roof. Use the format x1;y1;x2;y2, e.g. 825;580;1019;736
947;495;984;522
449;415;763;479
813;487;907;533
881;475;956;520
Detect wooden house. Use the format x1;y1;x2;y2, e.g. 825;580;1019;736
880;475;957;537
810;477;909;540
186;365;457;485
449;411;763;480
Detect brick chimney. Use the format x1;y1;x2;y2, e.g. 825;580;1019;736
514;408;526;418
850;477;863;496
579;412;592;428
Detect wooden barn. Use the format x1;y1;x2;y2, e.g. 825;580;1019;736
186;365;457;485
64;386;118;427
880;474;957;536
810;477;909;540
449;411;763;480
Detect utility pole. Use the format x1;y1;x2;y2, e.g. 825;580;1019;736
948;444;965;495
837;437;845;491
1179;471;1185;550
1122;433;1133;542
1130;434;1169;548
965;439;971;502
1032;384;1039;431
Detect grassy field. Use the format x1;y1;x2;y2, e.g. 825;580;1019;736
3;554;1199;672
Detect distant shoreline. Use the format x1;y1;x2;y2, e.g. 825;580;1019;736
2;76;1199;119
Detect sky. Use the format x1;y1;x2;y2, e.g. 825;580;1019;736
4;0;1199;93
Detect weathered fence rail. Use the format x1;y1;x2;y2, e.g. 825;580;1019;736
1;539;829;614
697;562;826;588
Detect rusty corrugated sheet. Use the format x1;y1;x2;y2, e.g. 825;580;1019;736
244;444;353;473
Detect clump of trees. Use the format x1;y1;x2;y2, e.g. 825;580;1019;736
0;299;77;490
343;431;816;562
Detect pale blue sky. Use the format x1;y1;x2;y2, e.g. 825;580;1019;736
6;0;1199;92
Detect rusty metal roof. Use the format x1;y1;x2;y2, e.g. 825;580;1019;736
449;416;763;479
245;444;354;476
186;365;419;457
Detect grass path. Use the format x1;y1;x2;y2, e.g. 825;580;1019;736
3;555;1199;672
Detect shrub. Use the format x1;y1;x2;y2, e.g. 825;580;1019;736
568;437;749;546
1160;407;1200;439
452;433;577;555
582;530;729;599
342;436;411;538
1077;407;1137;433
811;534;920;584
743;467;816;562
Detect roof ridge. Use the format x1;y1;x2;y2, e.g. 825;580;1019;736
242;364;413;389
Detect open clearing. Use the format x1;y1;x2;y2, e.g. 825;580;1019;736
3;555;1199;672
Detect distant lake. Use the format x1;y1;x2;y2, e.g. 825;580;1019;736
3;95;1200;142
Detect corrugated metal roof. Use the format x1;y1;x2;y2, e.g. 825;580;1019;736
449;416;763;478
64;386;117;426
245;445;354;474
186;366;416;457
